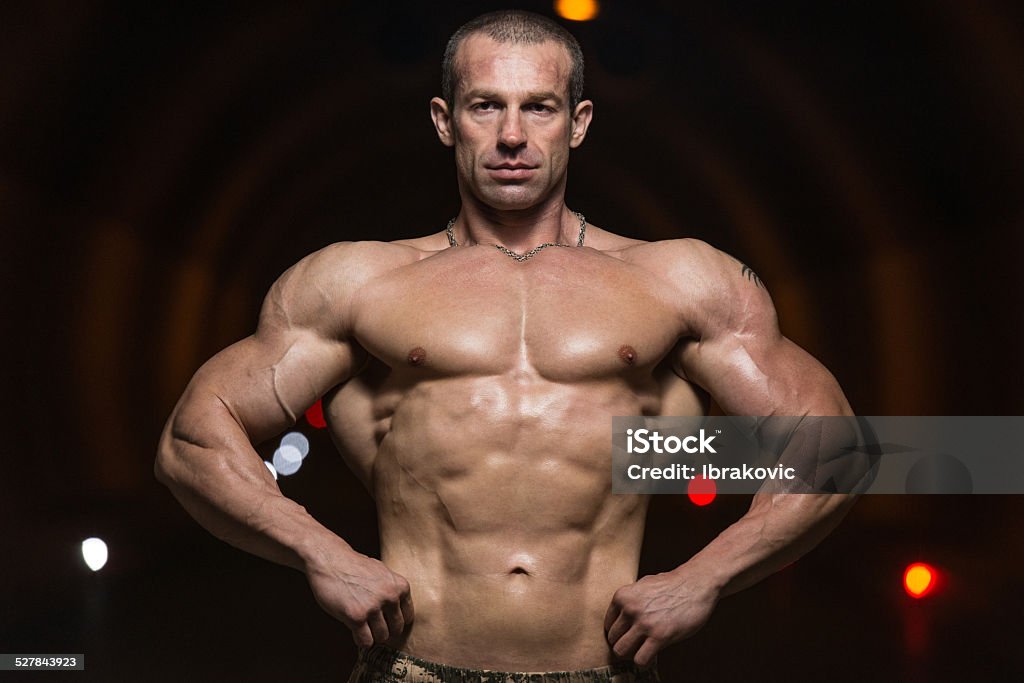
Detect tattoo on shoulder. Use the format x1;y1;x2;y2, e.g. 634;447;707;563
740;263;764;289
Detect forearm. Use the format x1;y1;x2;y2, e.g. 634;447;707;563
681;408;863;596
680;492;855;597
155;397;351;573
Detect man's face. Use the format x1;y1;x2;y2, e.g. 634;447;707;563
432;34;592;211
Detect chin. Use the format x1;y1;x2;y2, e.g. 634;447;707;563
477;186;545;212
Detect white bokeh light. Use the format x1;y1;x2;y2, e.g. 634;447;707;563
81;537;108;571
264;460;278;480
281;432;310;458
272;445;303;476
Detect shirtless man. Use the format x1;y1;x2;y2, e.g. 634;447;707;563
156;10;856;681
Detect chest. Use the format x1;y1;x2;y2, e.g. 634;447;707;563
351;247;682;380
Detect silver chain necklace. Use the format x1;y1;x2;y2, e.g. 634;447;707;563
445;211;586;262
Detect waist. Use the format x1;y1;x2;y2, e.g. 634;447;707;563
353;645;661;682
383;534;641;670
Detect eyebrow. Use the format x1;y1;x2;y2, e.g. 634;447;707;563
464;89;565;105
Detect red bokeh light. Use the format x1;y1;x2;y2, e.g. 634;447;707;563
687;475;717;506
304;399;326;429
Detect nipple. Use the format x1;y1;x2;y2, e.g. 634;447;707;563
618;345;637;365
407;346;426;366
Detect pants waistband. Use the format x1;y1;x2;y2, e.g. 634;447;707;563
348;645;661;683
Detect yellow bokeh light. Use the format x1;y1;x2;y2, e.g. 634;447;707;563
903;563;935;598
555;0;600;22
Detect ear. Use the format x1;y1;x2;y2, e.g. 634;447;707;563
568;99;593;149
430;97;455;147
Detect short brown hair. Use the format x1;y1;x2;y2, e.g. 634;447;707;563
442;10;585;111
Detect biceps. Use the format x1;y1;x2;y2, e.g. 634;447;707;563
186;329;358;444
680;335;848;416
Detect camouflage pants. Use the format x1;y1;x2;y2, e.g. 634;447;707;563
347;646;660;683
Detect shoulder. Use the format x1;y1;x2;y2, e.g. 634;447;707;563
261;240;430;334
582;223;648;251
275;240;426;296
608;238;729;289
391;231;451;252
619;238;777;338
592;230;747;297
615;237;727;270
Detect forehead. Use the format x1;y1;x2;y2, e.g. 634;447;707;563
455;34;571;99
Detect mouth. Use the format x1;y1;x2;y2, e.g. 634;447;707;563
486;164;538;180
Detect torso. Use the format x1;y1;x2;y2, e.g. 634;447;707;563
324;231;705;670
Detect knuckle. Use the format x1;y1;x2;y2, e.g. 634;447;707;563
348;608;371;624
654;623;675;641
637;614;656;629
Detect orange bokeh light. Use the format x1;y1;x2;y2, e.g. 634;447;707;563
903;562;937;598
555;0;600;22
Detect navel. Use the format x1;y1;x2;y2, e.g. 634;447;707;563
407;346;426;366
618;344;637;365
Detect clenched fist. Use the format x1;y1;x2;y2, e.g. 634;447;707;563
306;549;414;649
604;569;719;666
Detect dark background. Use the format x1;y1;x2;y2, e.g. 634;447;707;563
2;1;1023;680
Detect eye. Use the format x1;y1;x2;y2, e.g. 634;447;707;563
473;101;497;111
526;103;553;113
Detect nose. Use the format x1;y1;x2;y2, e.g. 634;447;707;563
498;110;526;149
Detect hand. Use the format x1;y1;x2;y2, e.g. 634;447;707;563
604;568;719;666
306;549;414;649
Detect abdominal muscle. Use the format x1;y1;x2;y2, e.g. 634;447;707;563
386;532;642;671
367;376;654;671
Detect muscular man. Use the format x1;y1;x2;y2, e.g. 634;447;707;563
156;10;856;682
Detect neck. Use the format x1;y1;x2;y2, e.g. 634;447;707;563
452;193;579;252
